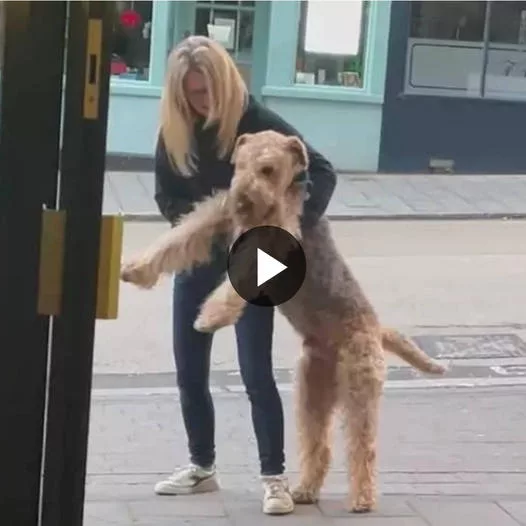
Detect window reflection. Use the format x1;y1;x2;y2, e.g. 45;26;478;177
112;1;153;81
295;0;369;88
410;1;486;41
485;1;526;99
406;1;526;100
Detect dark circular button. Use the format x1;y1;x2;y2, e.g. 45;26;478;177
227;226;306;307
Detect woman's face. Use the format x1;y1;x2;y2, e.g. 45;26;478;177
184;70;210;117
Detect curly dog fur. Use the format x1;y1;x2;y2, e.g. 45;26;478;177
121;130;446;512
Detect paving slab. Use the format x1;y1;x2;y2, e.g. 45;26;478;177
83;386;526;526
84;501;132;525
103;172;526;220
499;501;526;524
409;499;520;526
108;172;153;215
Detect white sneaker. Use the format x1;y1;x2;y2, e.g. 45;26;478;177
154;464;220;495
261;475;295;515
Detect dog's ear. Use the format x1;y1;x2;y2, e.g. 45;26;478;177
231;133;253;164
286;136;309;173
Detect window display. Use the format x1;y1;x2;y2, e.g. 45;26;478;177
194;0;255;88
112;1;152;81
295;1;369;88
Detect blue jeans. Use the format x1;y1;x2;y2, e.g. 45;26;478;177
172;245;285;476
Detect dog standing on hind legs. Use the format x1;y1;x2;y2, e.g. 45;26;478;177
121;130;447;513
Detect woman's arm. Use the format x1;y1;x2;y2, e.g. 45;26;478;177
247;103;337;229
297;144;336;229
154;134;196;225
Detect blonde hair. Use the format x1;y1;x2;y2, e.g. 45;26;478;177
159;35;248;177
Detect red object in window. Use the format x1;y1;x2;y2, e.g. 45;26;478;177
120;9;142;29
111;57;127;75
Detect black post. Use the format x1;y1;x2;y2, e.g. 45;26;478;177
41;2;114;525
0;2;66;524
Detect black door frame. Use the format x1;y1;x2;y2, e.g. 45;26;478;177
0;3;67;523
0;2;115;525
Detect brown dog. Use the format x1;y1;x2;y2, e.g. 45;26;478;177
121;130;446;512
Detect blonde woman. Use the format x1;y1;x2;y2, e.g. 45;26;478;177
153;36;336;515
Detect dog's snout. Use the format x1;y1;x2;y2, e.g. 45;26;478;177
235;192;254;212
231;178;275;221
233;183;255;204
238;193;254;208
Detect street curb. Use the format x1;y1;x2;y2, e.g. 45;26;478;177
118;212;526;222
90;376;526;399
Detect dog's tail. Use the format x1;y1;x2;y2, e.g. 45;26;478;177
381;328;446;375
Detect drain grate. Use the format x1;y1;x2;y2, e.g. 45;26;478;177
412;333;526;360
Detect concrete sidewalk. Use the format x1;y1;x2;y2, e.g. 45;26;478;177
85;386;526;525
103;172;526;220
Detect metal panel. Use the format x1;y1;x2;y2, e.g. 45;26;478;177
96;215;124;320
37;210;67;316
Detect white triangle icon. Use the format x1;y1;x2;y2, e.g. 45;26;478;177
257;248;287;287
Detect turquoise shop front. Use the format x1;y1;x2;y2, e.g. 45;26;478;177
107;0;392;173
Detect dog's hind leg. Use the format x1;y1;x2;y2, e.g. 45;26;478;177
121;192;231;289
292;342;338;505
193;233;259;332
193;278;247;332
339;331;386;513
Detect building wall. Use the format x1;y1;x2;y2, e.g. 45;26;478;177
379;1;526;174
106;0;392;172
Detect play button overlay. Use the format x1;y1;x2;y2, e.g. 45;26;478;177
227;226;306;307
257;248;287;286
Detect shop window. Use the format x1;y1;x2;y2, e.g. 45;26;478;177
193;1;255;89
406;1;526;101
295;0;369;88
112;1;153;81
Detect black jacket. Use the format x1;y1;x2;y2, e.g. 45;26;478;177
154;95;336;229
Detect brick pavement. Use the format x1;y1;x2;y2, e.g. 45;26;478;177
103;172;526;220
84;386;526;525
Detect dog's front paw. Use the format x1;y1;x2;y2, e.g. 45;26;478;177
291;485;319;505
193;301;239;333
120;258;159;289
193;313;221;333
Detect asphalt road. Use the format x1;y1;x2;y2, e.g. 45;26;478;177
93;219;526;389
